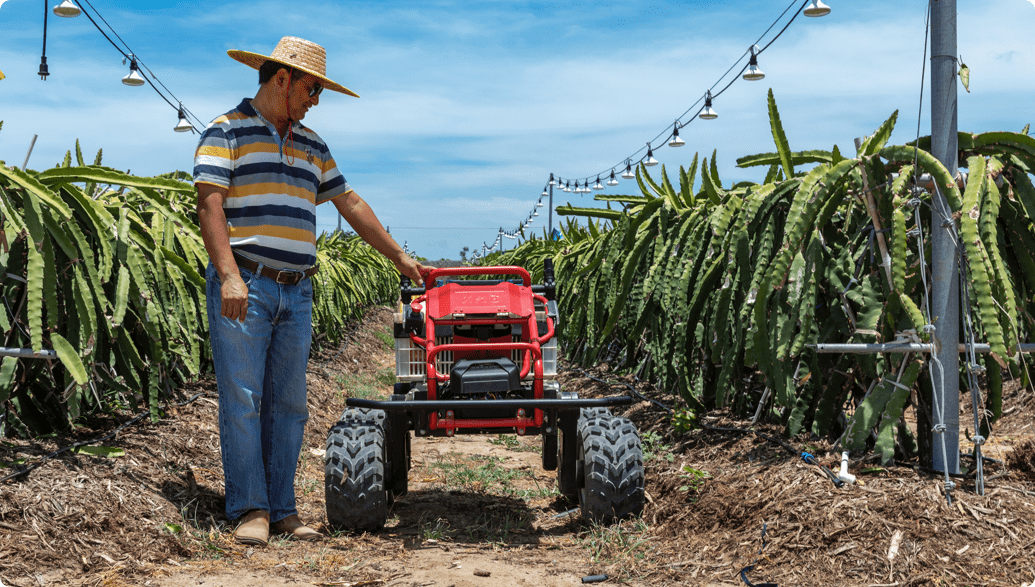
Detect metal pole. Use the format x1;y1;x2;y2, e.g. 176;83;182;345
0;347;57;359
548;182;554;237
814;343;1035;355
930;0;959;474
21;135;38;171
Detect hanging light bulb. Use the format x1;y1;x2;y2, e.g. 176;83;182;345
621;162;635;180
593;176;604;190
700;91;718;120
537;199;545;207
549;173;557;186
743;46;765;81
542;187;549;197
563;181;572;193
174;105;193;132
803;0;831;17
122;56;145;86
533;210;539;217
52;0;82;17
669;122;685;147
644;143;658;167
607;169;619;186
581;181;592;193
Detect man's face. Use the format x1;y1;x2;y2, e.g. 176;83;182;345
287;73;322;122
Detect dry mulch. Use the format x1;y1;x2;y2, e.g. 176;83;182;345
1;305;1035;586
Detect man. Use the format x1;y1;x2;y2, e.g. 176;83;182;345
193;36;426;546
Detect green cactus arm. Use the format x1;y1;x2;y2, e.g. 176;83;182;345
959;156;1008;365
880;145;963;211
857;110;899;157
768;89;795;180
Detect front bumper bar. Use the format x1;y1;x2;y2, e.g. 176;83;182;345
345;395;633;412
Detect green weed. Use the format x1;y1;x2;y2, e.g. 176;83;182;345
374;328;396;352
577;517;654;573
640;431;674;463
419;517;450;541
678;465;712;494
171;499;233;560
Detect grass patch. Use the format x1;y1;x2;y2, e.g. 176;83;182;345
466;510;535;544
374;328;395;352
167;499;234;561
429;454;557;500
333;371;392;402
577;517;654;574
419;517;451;541
488;434;540;453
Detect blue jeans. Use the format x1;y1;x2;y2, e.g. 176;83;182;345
206;262;313;523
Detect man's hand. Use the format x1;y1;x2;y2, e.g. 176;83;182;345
396;256;430;287
196;182;250;322
220;272;250;322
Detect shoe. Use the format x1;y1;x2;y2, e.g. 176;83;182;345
234;509;270;546
270;514;323;542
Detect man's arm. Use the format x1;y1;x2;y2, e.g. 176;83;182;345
197;183;249;322
331;189;428;285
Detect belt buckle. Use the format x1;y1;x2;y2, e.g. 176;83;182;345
275;269;303;285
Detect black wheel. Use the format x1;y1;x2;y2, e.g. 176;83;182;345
576;413;644;524
557;407;613;500
325;408;388;532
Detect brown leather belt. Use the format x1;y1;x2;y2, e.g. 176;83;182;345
233;251;319;286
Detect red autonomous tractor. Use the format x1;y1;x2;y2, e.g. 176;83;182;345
324;262;644;531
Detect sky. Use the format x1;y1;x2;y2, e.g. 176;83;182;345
1;0;1033;261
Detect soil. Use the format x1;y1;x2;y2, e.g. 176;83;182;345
2;305;1035;587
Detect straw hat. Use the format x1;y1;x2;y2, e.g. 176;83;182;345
228;36;358;98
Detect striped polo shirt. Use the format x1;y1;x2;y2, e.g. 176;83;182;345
193;98;352;271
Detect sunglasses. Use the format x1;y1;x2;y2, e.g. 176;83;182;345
308;82;323;98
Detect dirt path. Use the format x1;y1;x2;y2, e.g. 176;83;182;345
4;305;1035;586
151;432;608;587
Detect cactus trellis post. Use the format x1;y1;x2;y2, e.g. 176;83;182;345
930;0;960;475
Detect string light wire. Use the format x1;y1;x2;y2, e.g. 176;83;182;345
73;0;202;132
465;0;820;254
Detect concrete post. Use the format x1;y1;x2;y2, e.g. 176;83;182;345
929;0;960;474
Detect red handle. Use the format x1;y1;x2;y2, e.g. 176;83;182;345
426;266;531;287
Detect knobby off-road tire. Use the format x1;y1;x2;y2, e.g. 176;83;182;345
325;408;388;532
557;407;613;500
577;413;645;524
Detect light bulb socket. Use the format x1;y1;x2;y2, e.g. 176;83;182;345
123;58;146;86
743;50;765;81
669;124;685;147
174;109;193;133
38;56;50;80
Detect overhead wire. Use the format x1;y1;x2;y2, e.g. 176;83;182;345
470;0;817;255
72;0;202;132
557;0;810;187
